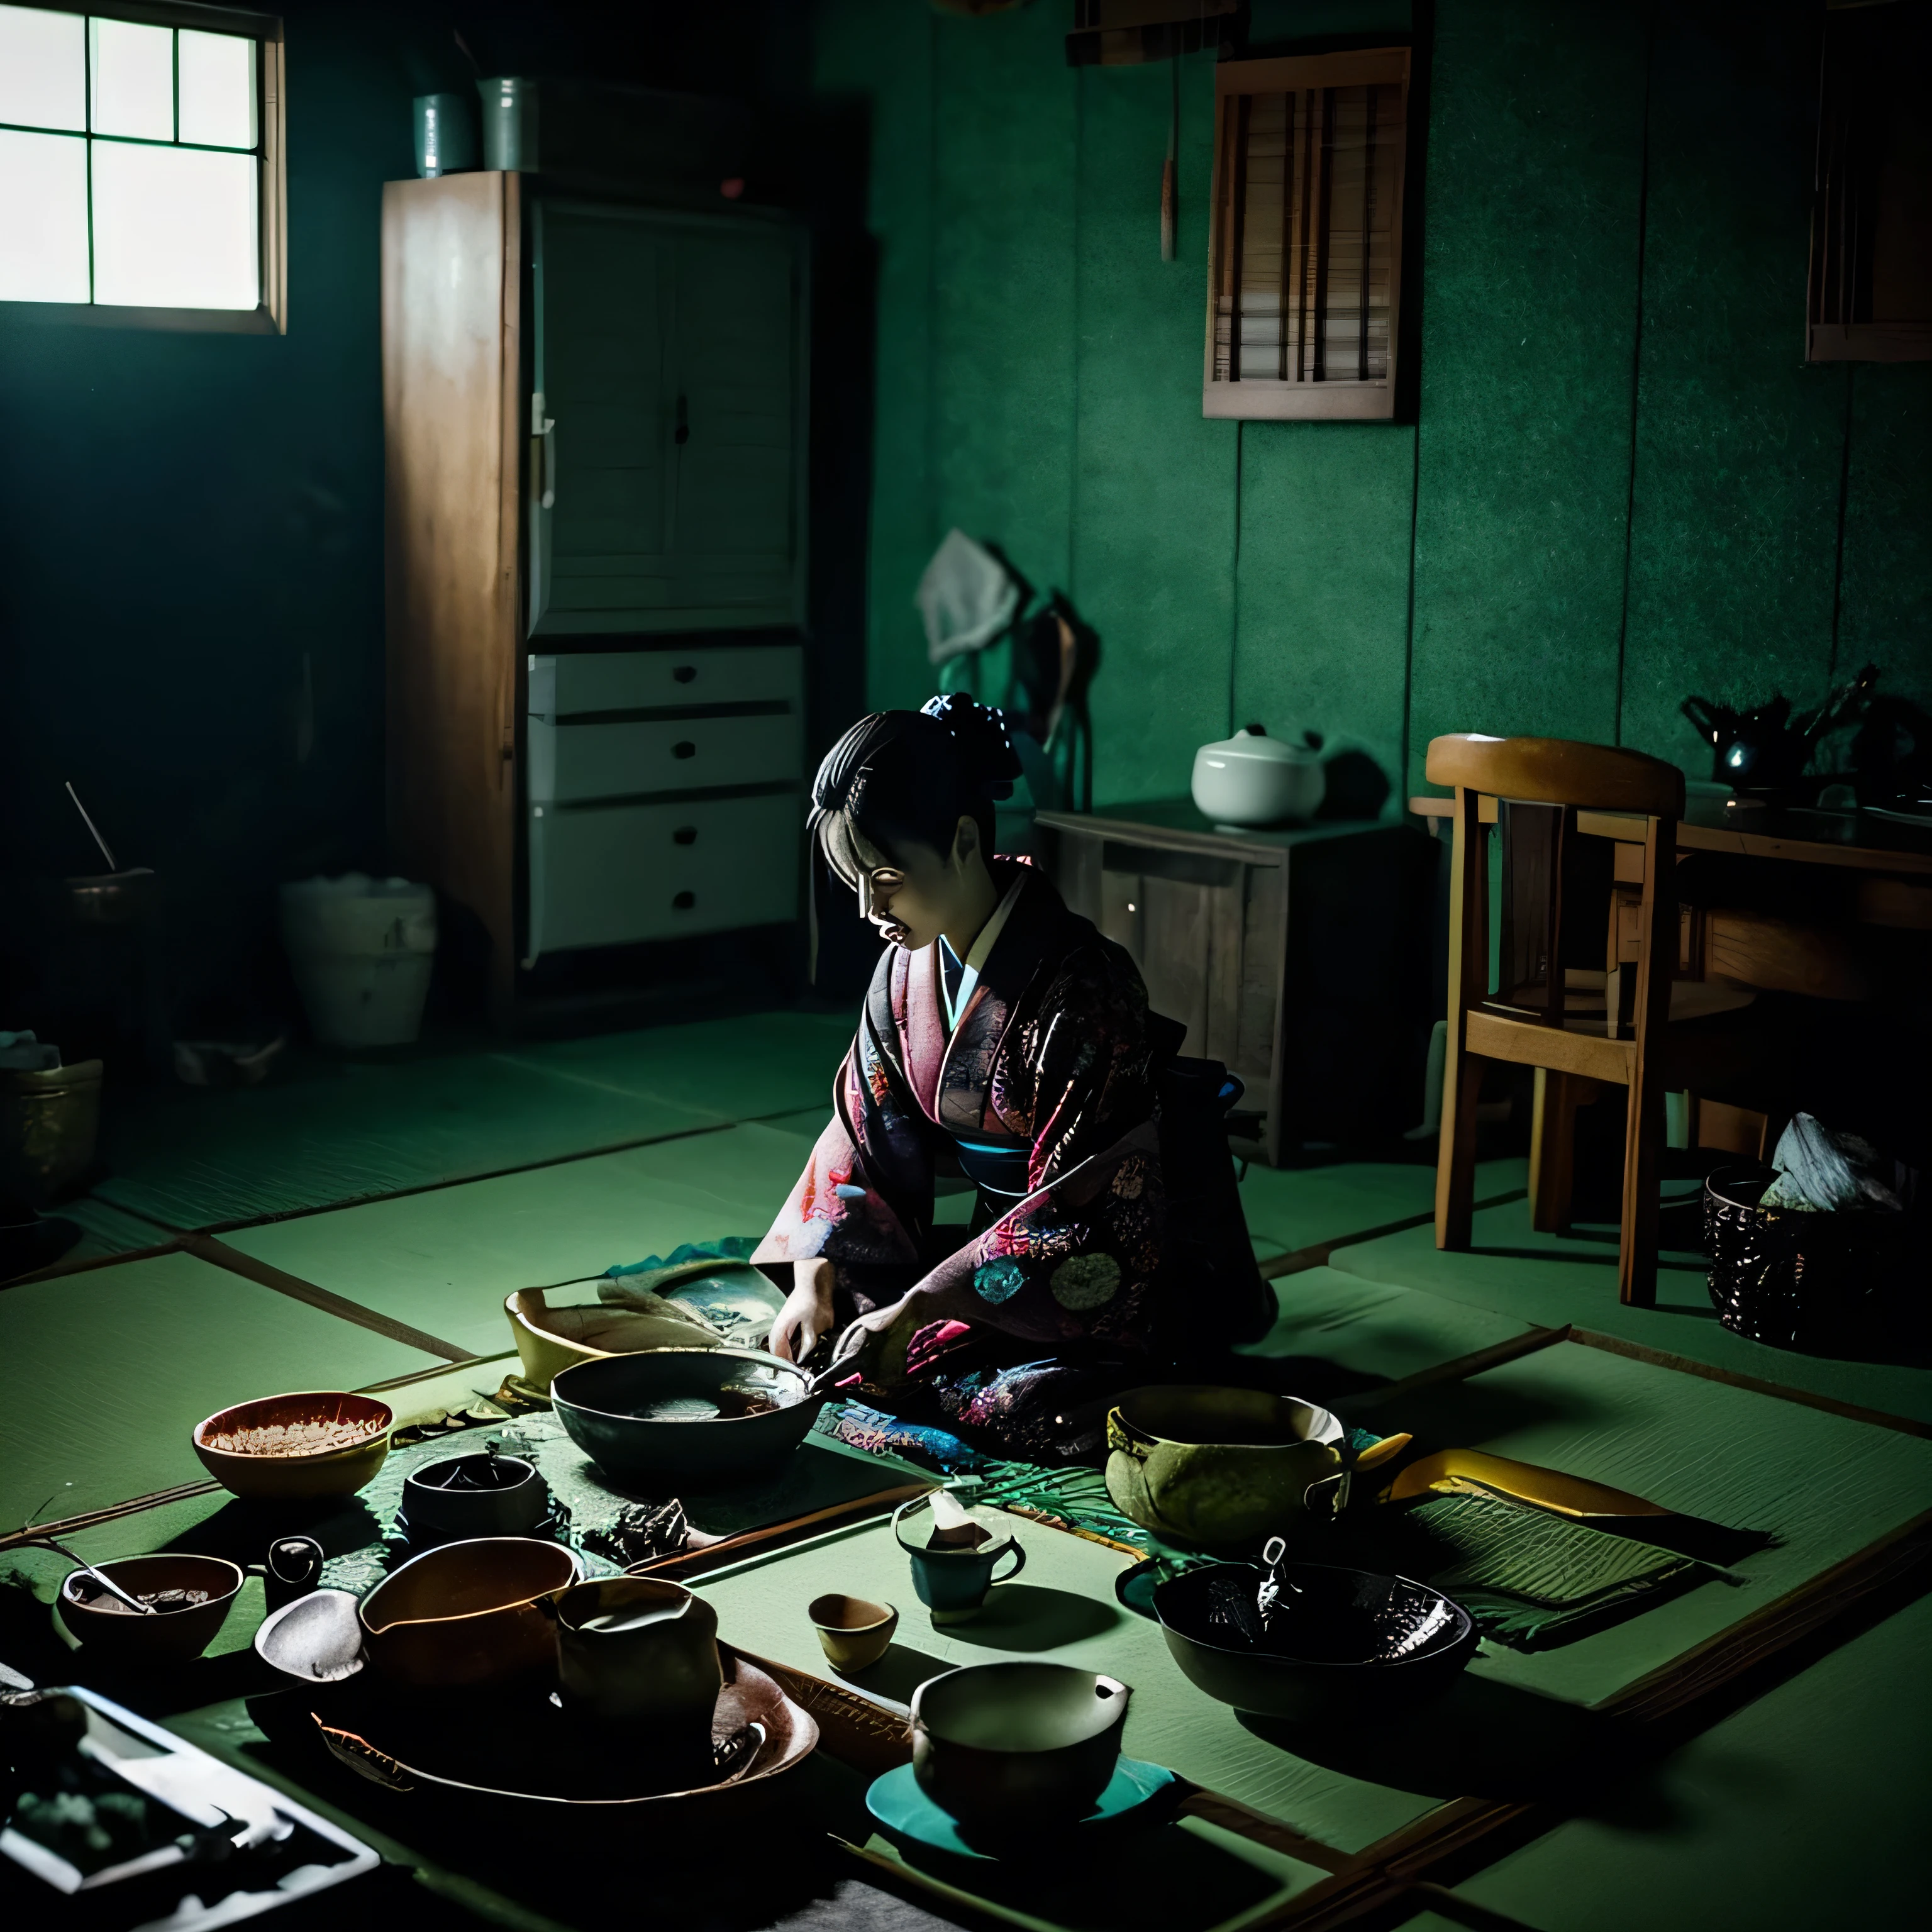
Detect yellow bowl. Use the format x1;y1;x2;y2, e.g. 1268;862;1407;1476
505;1287;721;1392
192;1391;392;1500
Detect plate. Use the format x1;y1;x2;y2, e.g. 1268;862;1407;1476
311;1644;816;1807
864;1757;1178;1860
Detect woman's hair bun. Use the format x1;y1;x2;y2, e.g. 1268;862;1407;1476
919;693;1022;797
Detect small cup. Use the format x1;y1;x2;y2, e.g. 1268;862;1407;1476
808;1593;899;1674
892;1495;1025;1624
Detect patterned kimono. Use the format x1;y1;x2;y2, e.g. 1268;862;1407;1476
755;862;1263;1451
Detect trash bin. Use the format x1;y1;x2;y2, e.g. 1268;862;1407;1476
279;876;437;1048
1703;1165;1911;1351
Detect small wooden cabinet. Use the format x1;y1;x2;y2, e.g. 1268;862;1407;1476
1033;801;1432;1162
382;172;809;1013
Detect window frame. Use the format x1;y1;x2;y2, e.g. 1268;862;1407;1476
0;0;286;333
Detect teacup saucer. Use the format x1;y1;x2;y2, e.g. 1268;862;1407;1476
864;1757;1177;1860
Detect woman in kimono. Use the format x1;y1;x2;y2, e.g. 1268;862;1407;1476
754;696;1267;1458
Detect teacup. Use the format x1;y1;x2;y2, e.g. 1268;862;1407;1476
892;1494;1025;1624
552;1576;722;1745
808;1592;899;1674
911;1662;1130;1839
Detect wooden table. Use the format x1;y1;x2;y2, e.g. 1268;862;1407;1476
1410;791;1932;876
1035;801;1434;1163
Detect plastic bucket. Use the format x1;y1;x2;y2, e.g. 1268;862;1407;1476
280;876;437;1048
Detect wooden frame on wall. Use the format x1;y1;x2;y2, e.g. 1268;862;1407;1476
1203;48;1411;420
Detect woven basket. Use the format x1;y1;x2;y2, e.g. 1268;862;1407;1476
1702;1165;1909;1351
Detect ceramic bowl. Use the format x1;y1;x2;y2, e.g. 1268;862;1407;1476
1153;1560;1476;1722
1191;728;1324;826
399;1452;549;1545
808;1593;899;1675
359;1536;579;1689
551;1347;820;1485
910;1662;1131;1840
57;1553;243;1665
192;1391;392;1501
504;1287;723;1392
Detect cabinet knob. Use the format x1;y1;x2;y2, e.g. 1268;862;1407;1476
673;826;697;846
672;740;696;760
673;891;696;911
672;664;697;684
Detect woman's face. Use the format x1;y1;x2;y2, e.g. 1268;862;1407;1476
853;819;975;952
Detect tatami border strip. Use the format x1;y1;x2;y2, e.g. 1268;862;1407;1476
1258;1186;1529;1280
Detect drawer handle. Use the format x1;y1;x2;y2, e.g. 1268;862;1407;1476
672;740;696;760
672;665;697;684
673;891;696;911
673;826;697;846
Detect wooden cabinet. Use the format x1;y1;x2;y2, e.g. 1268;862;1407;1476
382;173;809;1014
1033;802;1433;1162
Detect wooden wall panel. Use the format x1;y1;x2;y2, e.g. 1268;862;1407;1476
1619;3;1850;774
931;4;1079;618
1074;50;1240;808
382;174;521;1008
1234;419;1415;801
1404;0;1650;798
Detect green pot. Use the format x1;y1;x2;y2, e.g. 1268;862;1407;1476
1104;1386;1400;1550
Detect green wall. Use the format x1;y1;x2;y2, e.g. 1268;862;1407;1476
810;0;1932;808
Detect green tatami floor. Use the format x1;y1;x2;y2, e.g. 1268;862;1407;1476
4;1006;1926;1932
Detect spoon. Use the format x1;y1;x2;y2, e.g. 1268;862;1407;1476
30;1538;155;1616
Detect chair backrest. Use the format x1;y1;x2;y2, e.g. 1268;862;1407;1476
1426;735;1684;819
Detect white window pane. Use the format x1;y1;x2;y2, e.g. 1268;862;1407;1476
89;18;174;141
92;142;258;309
177;30;256;150
0;128;89;301
0;4;86;131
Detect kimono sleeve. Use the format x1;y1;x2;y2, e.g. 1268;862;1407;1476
752;962;937;1312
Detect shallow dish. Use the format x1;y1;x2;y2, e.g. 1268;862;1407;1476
550;1347;820;1485
1153;1560;1476;1721
192;1391;392;1501
358;1536;579;1689
867;1756;1177;1860
313;1644;818;1809
57;1553;244;1665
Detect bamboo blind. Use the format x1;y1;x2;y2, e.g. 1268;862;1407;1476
1204;50;1411;419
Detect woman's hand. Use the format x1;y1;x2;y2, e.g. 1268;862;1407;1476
769;1258;837;1364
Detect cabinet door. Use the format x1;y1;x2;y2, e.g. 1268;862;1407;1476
530;202;804;636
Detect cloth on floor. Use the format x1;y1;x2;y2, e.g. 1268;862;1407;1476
1760;1112;1904;1213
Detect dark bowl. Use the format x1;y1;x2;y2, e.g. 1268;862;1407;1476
550;1348;821;1486
57;1554;244;1665
1153;1561;1476;1723
359;1536;579;1690
400;1452;550;1544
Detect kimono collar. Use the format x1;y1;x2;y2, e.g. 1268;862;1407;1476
940;872;1026;1032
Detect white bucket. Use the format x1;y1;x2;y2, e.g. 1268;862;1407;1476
279;875;437;1048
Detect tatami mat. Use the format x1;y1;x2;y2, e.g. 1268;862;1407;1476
89;1012;852;1232
1241;1266;1532;1388
1238;1155;1527;1259
219;1121;822;1362
0;1249;440;1527
1326;1196;1932;1423
1448;1587;1932;1931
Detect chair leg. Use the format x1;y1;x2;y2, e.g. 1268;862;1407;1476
1435;1046;1485;1252
1531;1069;1588;1233
1619;1062;1665;1307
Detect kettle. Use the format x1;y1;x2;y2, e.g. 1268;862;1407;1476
1191;724;1324;827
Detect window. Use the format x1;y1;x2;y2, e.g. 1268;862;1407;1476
1204;49;1412;420
0;1;284;329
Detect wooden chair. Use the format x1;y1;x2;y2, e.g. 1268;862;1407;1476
1429;733;1760;1307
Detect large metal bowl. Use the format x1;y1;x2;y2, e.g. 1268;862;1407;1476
1153;1560;1476;1723
550;1347;821;1486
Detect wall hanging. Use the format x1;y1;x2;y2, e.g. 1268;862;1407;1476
1203;48;1411;419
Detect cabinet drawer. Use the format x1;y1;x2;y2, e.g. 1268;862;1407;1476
530;645;802;718
528;711;804;804
528;794;802;957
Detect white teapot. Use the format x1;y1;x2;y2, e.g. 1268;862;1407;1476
1191;724;1326;826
